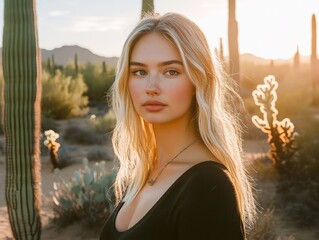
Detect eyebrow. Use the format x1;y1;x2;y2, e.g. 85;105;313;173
129;60;183;67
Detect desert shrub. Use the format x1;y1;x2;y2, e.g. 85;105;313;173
276;116;319;228
42;70;89;119
54;146;76;168
247;207;277;240
81;62;115;105
63;124;107;145
41;116;59;132
90;110;116;133
0;70;3;135
87;146;112;161
52;158;115;228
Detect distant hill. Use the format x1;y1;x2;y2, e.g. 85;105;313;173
0;45;118;68
0;45;310;68
41;45;119;67
240;53;310;65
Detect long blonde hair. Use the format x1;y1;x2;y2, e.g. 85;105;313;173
111;12;256;228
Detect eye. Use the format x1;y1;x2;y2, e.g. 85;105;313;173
132;69;148;76
164;70;179;76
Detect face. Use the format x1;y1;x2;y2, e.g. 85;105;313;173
128;32;195;126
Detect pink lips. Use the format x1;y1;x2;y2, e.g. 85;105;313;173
142;101;167;112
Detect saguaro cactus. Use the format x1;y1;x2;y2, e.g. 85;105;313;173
2;0;42;239
228;0;240;84
74;53;79;76
311;14;318;104
293;45;300;71
219;37;225;64
141;0;154;18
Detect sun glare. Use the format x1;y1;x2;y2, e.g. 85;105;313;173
237;0;317;59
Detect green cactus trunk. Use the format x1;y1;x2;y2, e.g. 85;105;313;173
102;61;107;74
2;0;42;239
141;0;154;18
74;53;79;76
228;0;240;84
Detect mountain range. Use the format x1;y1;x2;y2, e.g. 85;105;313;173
0;45;310;68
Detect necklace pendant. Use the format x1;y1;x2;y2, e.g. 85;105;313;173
148;179;155;186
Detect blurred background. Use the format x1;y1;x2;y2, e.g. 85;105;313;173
0;0;318;239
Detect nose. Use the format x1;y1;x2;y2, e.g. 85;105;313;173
145;74;160;96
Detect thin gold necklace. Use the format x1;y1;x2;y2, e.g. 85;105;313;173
147;139;197;186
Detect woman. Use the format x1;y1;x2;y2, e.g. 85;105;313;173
100;12;255;239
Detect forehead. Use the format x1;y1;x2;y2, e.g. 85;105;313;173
130;32;182;63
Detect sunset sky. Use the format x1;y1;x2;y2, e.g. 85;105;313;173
0;0;318;60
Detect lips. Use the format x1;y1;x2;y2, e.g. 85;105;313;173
142;101;167;112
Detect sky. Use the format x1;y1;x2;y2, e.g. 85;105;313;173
0;0;318;60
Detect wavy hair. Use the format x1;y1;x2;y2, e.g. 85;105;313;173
111;12;256;228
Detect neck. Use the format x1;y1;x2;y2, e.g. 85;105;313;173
152;119;198;167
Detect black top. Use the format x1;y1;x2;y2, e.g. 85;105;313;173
99;161;244;240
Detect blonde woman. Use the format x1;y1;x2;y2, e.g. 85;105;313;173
100;12;255;240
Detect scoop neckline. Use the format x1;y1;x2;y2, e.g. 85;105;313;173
113;160;225;233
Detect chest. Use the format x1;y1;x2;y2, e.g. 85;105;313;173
115;164;190;232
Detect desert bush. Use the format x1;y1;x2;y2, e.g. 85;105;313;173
247;207;277;240
52;158;115;228
276;116;319;228
63;124;107;145
42;70;89;119
81;62;115;105
0;70;3;135
41;115;59;132
87;146;112;161
90;110;116;133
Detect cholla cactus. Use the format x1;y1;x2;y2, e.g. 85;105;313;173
44;129;61;170
252;75;297;174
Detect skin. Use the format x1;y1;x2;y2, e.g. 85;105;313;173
116;32;214;232
128;32;195;126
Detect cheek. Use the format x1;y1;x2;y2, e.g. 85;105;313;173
171;82;195;105
128;80;138;102
128;80;141;104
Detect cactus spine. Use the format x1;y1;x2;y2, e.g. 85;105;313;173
2;0;42;239
141;0;154;18
228;0;240;84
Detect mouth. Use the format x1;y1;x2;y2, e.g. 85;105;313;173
142;101;167;112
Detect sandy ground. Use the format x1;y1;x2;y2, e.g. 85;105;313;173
0;138;317;239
